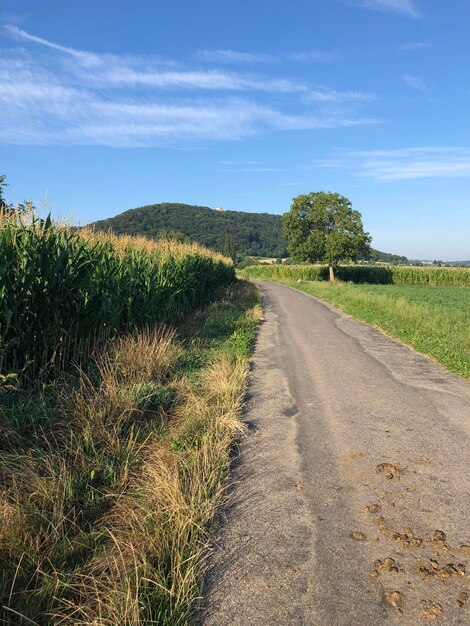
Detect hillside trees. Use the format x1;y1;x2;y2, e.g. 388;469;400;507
223;234;237;263
283;192;371;282
90;203;288;258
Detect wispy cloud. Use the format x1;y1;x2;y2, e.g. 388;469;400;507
197;48;339;64
2;26;329;94
304;88;376;103
318;147;470;181
347;0;418;17
222;167;284;173
403;73;427;90
288;50;340;62
4;24;100;66
399;42;432;51
0;26;379;146
197;49;276;63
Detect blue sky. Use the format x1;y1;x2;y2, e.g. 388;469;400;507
1;0;469;260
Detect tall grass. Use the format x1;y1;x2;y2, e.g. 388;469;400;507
0;216;234;380
240;263;470;286
0;281;262;625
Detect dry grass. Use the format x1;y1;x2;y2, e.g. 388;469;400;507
0;281;261;625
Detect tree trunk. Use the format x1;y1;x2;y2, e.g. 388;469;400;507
329;264;335;283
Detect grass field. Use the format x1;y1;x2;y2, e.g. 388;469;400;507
247;276;470;379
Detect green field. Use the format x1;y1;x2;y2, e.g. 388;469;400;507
246;276;470;379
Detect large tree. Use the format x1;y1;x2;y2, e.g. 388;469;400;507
283;192;371;282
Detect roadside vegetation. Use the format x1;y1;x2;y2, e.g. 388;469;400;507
0;206;261;624
0;215;234;381
241;266;470;378
240;263;470;287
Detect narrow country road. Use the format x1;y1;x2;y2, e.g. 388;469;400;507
201;281;470;626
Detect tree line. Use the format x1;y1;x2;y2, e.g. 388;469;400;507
89;200;409;264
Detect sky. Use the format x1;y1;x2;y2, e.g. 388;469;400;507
1;0;469;260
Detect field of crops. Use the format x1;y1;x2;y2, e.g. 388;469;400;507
240;263;470;287
0;213;261;625
0;216;234;380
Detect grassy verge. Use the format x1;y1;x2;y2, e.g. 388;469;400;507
253;278;470;379
0;280;261;626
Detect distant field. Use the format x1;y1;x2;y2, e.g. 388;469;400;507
240;263;470;287
246;276;470;379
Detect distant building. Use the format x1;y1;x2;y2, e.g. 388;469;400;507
214;207;225;211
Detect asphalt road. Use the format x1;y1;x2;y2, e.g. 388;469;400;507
201;281;470;626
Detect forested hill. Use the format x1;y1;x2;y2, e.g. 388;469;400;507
89;203;288;257
89;202;409;263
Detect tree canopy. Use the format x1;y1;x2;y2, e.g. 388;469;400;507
283;192;371;281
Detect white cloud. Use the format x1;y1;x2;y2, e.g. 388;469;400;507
287;50;340;62
304;88;376;103
4;24;100;66
2;27;316;94
90;66;309;92
198;49;339;64
197;49;276;63
348;0;418;17
318;147;470;181
403;74;427;90
0;26;379;146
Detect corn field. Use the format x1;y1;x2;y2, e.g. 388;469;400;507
389;266;470;286
240;263;470;287
0;215;234;379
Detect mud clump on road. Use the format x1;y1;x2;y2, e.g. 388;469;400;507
351;531;367;541
459;544;470;557
363;502;381;513
419;560;466;581
430;529;452;552
373;557;404;575
392;527;423;548
419;600;443;621
383;590;403;615
375;462;405;480
455;592;469;608
431;529;447;543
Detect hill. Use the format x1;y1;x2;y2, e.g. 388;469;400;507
89;202;409;263
89;203;287;258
